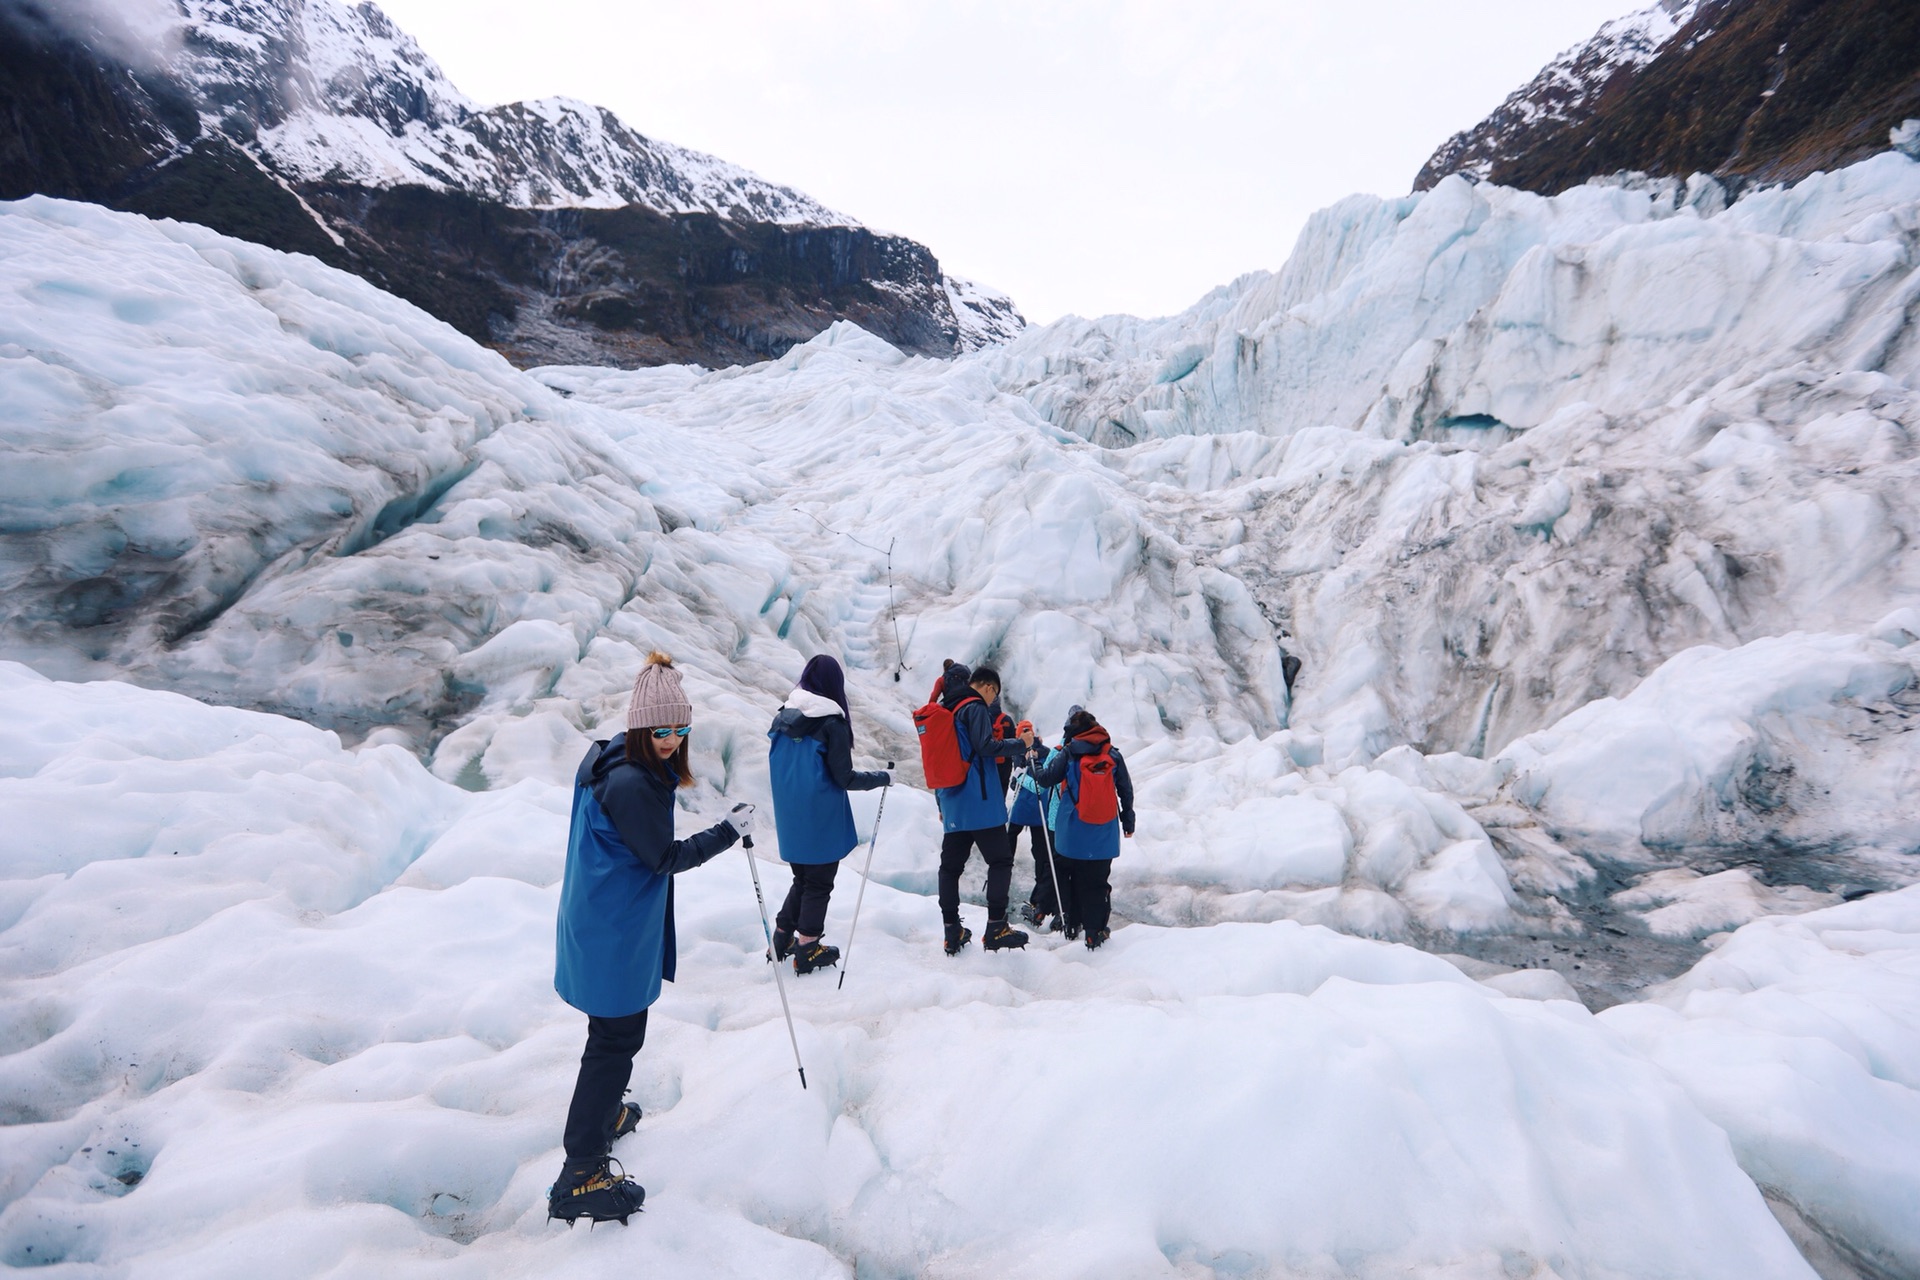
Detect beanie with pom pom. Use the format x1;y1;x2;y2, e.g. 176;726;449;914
627;652;694;730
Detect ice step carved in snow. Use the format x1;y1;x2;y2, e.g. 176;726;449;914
838;580;893;671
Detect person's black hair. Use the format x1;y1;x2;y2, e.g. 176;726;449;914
972;665;1002;688
625;729;694;787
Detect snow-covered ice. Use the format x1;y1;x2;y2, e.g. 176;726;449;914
5;141;1920;1273
7;660;1910;1278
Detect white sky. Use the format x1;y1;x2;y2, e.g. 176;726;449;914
370;0;1642;323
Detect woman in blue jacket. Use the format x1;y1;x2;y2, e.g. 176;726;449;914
549;653;752;1226
1009;722;1060;929
1030;706;1135;949
767;655;890;974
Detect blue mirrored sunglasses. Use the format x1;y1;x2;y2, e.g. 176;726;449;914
649;726;692;740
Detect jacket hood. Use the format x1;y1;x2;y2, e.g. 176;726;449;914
783;688;845;719
1067;725;1112;754
580;733;672;789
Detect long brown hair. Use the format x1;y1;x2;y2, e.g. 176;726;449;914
625;728;694;787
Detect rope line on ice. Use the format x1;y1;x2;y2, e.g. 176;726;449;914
794;509;909;682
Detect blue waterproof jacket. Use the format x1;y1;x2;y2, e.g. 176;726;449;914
1032;728;1136;861
555;735;738;1017
931;667;1029;833
768;691;889;864
1008;741;1052;827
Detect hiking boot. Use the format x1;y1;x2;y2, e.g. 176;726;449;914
1084;927;1110;951
791;939;840;974
1019;902;1051;928
610;1099;641;1143
982;920;1029;951
943;922;973;955
767;926;794;962
1062;922;1081;942
548;1156;645;1226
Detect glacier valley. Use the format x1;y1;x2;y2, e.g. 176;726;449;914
3;150;1920;1277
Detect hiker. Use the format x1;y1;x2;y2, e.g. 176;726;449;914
915;660;1032;954
990;698;1019;796
1008;721;1060;929
1029;705;1135;949
549;652;755;1225
766;654;890;975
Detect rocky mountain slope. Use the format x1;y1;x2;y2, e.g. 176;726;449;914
0;0;1024;366
1417;0;1920;194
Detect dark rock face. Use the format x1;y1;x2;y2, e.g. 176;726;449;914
1414;0;1700;192
0;0;984;367
302;187;965;367
1418;0;1920;195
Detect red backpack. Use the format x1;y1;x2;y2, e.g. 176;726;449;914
1071;737;1120;824
914;682;981;790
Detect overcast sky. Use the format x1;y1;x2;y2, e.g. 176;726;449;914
371;0;1642;323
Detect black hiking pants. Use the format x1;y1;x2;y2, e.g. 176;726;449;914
562;1009;649;1161
1010;824;1057;914
775;860;840;938
938;825;1014;924
1056;856;1113;935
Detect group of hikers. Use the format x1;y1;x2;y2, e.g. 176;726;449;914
545;651;1136;1224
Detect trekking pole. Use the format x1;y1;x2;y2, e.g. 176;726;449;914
742;834;807;1090
1033;769;1069;935
836;781;891;991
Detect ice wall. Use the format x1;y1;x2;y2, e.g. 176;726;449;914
0;198;1287;773
982;155;1920;767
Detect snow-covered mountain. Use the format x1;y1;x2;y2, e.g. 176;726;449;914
1415;0;1699;190
172;0;850;222
1417;0;1920;194
944;273;1027;350
0;0;1025;365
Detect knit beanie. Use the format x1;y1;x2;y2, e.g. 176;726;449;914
627;652;694;730
940;659;973;707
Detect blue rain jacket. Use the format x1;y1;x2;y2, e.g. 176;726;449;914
1032;731;1136;861
1008;744;1053;827
935;698;1029;832
767;694;888;864
555;735;737;1017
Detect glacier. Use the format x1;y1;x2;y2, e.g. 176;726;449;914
3;143;1920;1275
